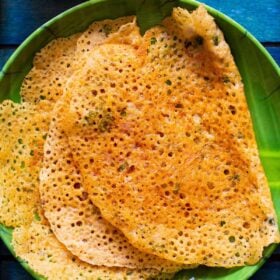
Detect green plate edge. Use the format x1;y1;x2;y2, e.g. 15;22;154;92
0;0;279;279
0;224;46;279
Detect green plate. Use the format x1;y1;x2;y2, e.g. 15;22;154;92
0;0;279;279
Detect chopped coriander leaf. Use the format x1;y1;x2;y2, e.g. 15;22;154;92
118;162;128;172
237;132;244;139
85;111;97;125
229;236;235;242
18;138;23;144
150;37;157;45
120;108;127;117
222;76;230;83
39;95;46;100
98;113;114;133
103;24;112;36
34;212;41;221
231;174;240;182
220;221;226;226
212;35;220;46
165;79;172;86
85;108;114;133
173;183;181;194
30;150;34;156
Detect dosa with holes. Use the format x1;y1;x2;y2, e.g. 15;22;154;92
12;222;174;280
20;34;80;106
21;15;185;272
0;100;50;227
0;100;173;279
59;6;279;267
1;15;180;280
20;16;134;108
39;94;187;271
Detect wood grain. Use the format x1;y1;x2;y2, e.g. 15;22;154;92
0;261;31;280
0;49;15;68
0;0;84;44
203;0;280;42
0;0;279;44
266;46;280;65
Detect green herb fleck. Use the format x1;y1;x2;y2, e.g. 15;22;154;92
231;174;240;182
229;236;235;243
85;108;114;133
39;95;46;100
43;134;48;140
103;24;112;36
18;138;23;144
165;79;172;86
120;108;127;117
212;35;220;46
34;212;41;221
173;183;181;194
118;162;128;172
222;76;230;83
85;111;97;125
237;132;244;139
126;271;133;276
220;221;226;226
98;113;114;133
20;161;25;168
150;37;157;45
30;150;34;156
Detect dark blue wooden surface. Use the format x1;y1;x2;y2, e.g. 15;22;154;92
0;1;279;279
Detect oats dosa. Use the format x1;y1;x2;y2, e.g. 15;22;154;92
61;6;279;266
0;100;50;227
13;222;174;280
40;93;186;271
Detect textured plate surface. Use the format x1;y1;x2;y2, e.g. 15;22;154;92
0;0;279;279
